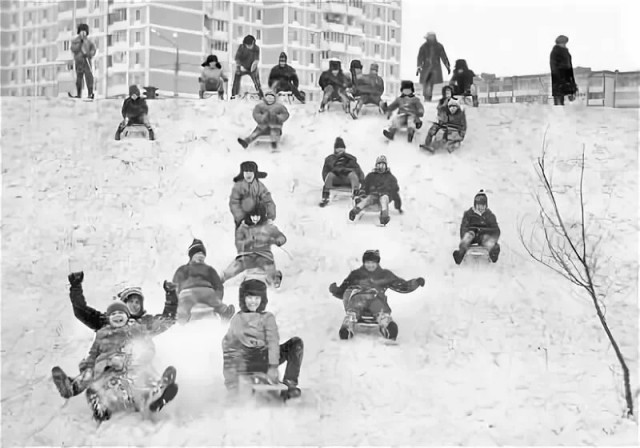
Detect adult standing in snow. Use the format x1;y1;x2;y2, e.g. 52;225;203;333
231;35;263;99
416;32;450;102
549;35;577;106
70;23;96;99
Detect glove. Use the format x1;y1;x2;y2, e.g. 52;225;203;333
415;119;423;129
397;208;404;214
163;280;176;293
416;67;422;76
329;283;339;295
416;277;426;287
267;365;279;383
274;236;286;247
68;271;84;286
80;368;93;383
446;67;451;75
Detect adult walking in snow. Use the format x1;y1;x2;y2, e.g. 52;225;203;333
70;23;96;99
416;32;450;102
549;35;577;106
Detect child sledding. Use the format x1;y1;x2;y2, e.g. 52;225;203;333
420;95;467;153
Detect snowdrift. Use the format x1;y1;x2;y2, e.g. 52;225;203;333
1;96;638;446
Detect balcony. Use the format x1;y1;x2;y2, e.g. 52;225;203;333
346;5;364;18
323;1;347;15
211;29;227;41
110;61;128;73
346;45;363;56
109;19;128;32
345;24;364;37
109;39;129;52
324;22;345;33
58;9;73;21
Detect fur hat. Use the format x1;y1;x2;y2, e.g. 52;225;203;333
188;238;206;258
279;52;287;63
77;23;90;35
474;190;488;206
334;137;346;150
400;80;415;93
117;286;144;317
201;54;221;68
555;35;569;44
244;203;267;226
238;279;268;313
106;300;130;317
424;31;436;40
243;34;256;45
350;60;363;70
454;59;469;71
329;60;341;71
129;85;141;96
362;249;381;264
369;63;379;73
233;161;267;182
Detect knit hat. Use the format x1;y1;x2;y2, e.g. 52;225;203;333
117;286;145;317
334;137;346;150
129;85;141;96
238;279;268;312
279;52;287;63
474;190;488;206
424;31;436;40
400;80;415;92
188;238;206;258
201;54;221;68
369;63;379;73
106;300;130;317
362;249;381;264
77;23;89;35
243;34;256;45
329;60;341;71
376;155;387;166
555;35;569;44
233;161;267;182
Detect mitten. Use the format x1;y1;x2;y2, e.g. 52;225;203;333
416;67;422;76
446;67;451;75
416;277;426;287
329;283;339;295
275;236;286;247
415;119;423;129
68;271;84;286
163;280;176;293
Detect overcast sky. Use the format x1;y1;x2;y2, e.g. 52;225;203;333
399;0;640;79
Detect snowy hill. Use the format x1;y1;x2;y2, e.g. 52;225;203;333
1;96;638;446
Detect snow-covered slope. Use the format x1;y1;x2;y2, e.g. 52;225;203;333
1;97;638;446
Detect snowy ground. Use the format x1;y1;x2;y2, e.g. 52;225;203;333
1;96;638;446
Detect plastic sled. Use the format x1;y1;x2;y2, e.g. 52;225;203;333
121;124;150;140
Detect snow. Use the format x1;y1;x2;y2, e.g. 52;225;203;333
1;96;638;446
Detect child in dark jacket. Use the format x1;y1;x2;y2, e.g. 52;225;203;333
382;80;424;143
420;98;467;153
319;137;365;207
222;279;303;399
318;60;352;113
268;52;305;103
449;59;478;107
329;250;425;340
115;85;155;140
228;161;276;228
348;155;402;226
231;35;263;99
453;190;501;264
351;63;385;117
172;239;234;323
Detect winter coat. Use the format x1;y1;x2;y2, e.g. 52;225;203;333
460;207;500;239
235;44;260;71
235;221;286;262
331;266;422;301
449;66;475;95
322;152;365;182
268;64;299;88
252;102;290;130
386;94;424;118
229;179;276;224
69;283;178;332
222;311;279;365
70;35;96;70
172;261;224;295
201;65;227;82
417;40;450;85
363;170;402;209
318;69;351;91
549;45;577;97
357;73;385;96
438;107;467;136
121;97;149;119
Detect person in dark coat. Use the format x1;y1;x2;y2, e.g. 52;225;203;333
318;60;352;113
416;32;450;102
382;80;424;143
268;52;305;103
549;35;577;106
421;98;467;152
69;23;97;99
319;137;365;207
329;250;425;340
115;85;155;140
231;35;263;99
348;155;402;226
351;63;385;116
449;59;478;107
453;190;501;264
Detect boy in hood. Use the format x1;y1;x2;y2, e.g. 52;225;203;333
222;279;304;399
319;137;365;207
382;80;424;143
231;35;263;99
453;190;501;264
172;239;235;323
351;63;386;117
115;85;155;140
221;204;286;288
318;60;352;113
237;91;290;150
69;23;97;99
268;52;306;103
199;54;228;99
348;155;403;226
228;161;276;228
416;31;450;101
420;98;467;153
449;59;478;107
329;250;425;340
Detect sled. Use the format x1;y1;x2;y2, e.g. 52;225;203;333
276;91;295;104
420;125;464;154
463;245;491;264
238;373;289;402
121;124;150;140
202;91;225;100
349;316;398;345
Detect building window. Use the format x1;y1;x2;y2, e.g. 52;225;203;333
10;71;15;81
11;34;16;43
26;12;32;23
212;40;228;52
42;10;47;20
41;48;47;59
27;49;32;60
11;52;15;62
374;44;380;54
135;53;140;64
321;50;329;59
42;30;47;40
256;29;261;40
310;13;316;24
135;31;140;43
391;10;397;22
135;10;141;21
64;40;70;51
293;10;298;22
391;47;395;58
390;66;395;76
310;73;315;84
375;25;381;37
291;50;298;61
11;14;17;24
310;33;315;45
390;29;395;40
94;0;100;9
376;7;381;17
41;68;47;79
67;62;74;70
256;9;262;20
310;53;314;64
238;6;243;17
94;18;99;29
293;31;298;41
40;87;46;96
237;25;243;35
26;69;32;79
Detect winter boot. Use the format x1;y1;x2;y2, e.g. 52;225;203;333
472;95;479;107
149;366;178;412
296;90;306;104
270;141;278;150
379;212;390;226
273;270;283;288
219;304;236;321
377;313;398;340
52;366;74;399
281;379;302;400
453;249;465;265
319;190;330;207
338;311;357;340
199;90;204;99
407;129;415;143
489;243;500;263
147;128;155;141
237;138;249;149
383;129;396;141
348;207;360;221
218;92;225;100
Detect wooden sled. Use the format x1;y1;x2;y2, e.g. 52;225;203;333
121;124;150;140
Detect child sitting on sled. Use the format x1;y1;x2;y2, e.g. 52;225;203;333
222;279;303;399
329;250;425;341
115;85;155;141
199;54;228;99
453;190;501;264
420;98;467;153
237;91;290;150
382;80;424;143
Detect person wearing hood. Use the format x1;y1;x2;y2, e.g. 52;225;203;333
115;85;155;140
318;59;352;113
348;155;403;226
237;90;290;150
329;250;425;341
416;32;450;102
172;239;234;323
454;190;501;264
351;63;386;117
420;98;467;153
268;52;306;103
222;279;304;399
549;35;577;106
199;54;228;99
319;137;365;207
382;80;424;143
449;59;479;107
228;161;276;228
69;23;97;99
231;34;263;99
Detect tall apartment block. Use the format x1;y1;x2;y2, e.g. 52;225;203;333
1;0;401;99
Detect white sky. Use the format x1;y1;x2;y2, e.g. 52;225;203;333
400;0;640;79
